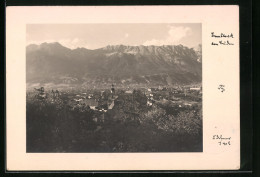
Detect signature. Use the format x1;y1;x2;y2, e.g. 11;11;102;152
213;134;231;141
218;85;225;93
213;134;232;146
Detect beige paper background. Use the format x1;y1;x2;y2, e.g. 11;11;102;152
6;6;239;171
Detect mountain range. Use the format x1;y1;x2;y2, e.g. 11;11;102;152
26;42;202;88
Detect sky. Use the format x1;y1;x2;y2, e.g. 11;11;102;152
27;23;201;49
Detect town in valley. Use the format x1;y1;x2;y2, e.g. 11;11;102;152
27;83;202;152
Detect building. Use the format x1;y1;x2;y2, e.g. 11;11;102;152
34;87;46;99
108;100;115;109
87;94;94;99
83;99;99;110
190;87;201;91
125;90;133;94
147;100;153;106
111;84;115;94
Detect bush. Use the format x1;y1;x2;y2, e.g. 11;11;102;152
140;105;202;136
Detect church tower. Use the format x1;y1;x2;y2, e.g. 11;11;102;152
111;84;115;95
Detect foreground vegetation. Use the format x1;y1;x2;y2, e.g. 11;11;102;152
27;89;202;152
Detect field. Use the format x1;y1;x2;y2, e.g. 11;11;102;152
26;86;202;152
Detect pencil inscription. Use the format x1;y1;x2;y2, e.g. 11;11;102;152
213;135;232;146
211;32;234;46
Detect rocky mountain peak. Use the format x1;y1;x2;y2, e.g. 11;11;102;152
26;42;202;86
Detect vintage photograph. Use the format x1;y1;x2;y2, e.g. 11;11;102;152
26;23;202;152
